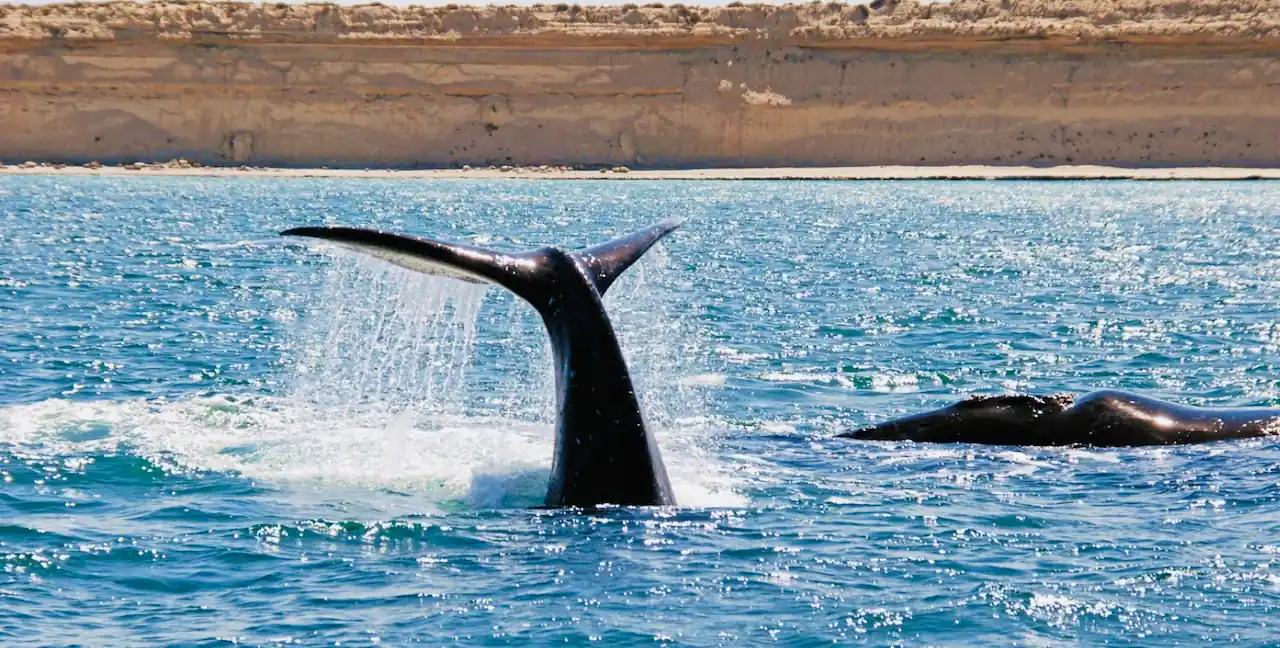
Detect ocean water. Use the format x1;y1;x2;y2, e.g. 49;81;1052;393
1;177;1278;645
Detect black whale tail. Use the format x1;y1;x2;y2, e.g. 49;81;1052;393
280;217;682;305
281;218;682;508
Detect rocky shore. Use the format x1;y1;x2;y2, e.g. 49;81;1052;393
2;0;1278;168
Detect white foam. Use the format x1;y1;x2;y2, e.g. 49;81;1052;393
0;245;747;510
758;370;924;393
678;373;727;387
760;371;842;384
0;392;746;509
870;372;921;393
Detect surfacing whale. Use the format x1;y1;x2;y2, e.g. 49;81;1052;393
841;390;1280;447
282;219;681;508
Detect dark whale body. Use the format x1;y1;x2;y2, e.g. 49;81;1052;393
283;220;680;508
842;390;1280;447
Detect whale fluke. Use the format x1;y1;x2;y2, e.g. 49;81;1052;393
573;218;683;294
282;219;683;507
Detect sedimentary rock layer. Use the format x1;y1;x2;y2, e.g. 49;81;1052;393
1;0;1277;168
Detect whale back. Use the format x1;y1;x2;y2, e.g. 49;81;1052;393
1054;390;1280;446
844;394;1073;444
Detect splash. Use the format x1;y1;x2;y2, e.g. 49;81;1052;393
263;251;556;506
275;244;745;507
285;251;491;421
0;245;746;509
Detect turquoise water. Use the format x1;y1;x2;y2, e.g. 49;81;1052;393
2;177;1279;645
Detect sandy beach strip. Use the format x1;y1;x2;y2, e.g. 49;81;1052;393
1;164;1278;181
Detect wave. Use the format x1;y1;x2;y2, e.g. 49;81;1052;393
0;247;748;510
0;395;747;510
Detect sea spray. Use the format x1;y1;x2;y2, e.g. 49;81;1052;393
285;241;713;435
604;242;740;505
277;241;742;506
286;252;490;422
5;178;1280;643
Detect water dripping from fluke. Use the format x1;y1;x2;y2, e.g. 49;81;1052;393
270;242;744;509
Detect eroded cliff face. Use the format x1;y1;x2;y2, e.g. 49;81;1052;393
1;0;1278;168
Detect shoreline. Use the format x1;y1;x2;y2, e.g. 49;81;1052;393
2;163;1279;181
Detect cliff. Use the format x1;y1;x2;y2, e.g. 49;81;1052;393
2;0;1278;168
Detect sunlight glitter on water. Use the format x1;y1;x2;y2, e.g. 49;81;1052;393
2;177;1279;644
0;241;748;512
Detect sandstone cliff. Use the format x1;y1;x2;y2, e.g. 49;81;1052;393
1;0;1278;168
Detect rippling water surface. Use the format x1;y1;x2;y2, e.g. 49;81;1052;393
2;177;1279;645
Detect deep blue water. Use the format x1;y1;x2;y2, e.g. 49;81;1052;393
2;177;1279;645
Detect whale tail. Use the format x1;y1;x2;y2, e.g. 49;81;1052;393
280;217;681;305
281;218;682;507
